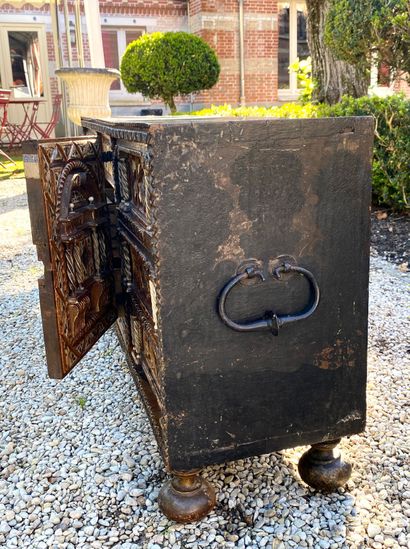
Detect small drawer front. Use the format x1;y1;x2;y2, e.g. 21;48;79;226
119;236;156;323
116;145;155;256
117;148;154;223
129;313;162;395
117;221;162;396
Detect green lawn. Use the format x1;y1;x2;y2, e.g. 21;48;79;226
0;154;25;181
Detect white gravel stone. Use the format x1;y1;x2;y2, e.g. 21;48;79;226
0;522;11;535
367;523;382;538
69;509;83;520
0;178;409;549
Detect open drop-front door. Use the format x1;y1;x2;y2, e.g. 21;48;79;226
23;137;118;379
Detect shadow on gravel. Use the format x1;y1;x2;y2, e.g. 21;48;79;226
0;193;28;215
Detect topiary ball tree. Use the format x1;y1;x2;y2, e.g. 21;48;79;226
120;32;220;114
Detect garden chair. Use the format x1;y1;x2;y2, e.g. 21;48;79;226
0;89;16;169
31;94;62;139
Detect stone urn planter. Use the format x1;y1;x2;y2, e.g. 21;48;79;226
55;67;120;126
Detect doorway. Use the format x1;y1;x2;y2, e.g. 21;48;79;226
0;23;52;128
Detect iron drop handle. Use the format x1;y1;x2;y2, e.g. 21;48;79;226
218;263;320;336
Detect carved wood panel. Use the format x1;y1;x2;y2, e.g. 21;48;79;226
115;143;163;401
117;149;154;225
26;137;117;379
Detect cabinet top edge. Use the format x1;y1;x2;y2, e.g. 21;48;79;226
82;115;374;136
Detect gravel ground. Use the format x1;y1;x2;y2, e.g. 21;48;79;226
370;211;409;268
0;178;409;549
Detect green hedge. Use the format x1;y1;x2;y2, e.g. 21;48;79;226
189;102;319;119
319;95;409;211
189;95;410;211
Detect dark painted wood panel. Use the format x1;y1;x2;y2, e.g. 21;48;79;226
151;118;373;470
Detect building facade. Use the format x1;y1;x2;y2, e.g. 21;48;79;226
0;0;407;127
0;0;312;119
100;0;310;108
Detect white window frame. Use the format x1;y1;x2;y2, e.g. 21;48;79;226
278;1;308;101
101;25;147;105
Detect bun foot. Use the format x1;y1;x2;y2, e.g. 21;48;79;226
158;470;216;523
298;438;352;492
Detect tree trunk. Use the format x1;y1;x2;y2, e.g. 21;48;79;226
306;0;370;104
165;97;177;114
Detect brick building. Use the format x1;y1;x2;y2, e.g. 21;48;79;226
0;0;407;127
0;0;312;122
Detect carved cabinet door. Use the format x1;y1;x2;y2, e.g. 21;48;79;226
24;137;118;379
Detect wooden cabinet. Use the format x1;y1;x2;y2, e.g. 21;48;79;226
24;116;374;522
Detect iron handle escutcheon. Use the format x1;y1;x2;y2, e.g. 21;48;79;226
218;263;320;336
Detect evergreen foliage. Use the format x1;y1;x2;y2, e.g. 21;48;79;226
120;32;220;113
325;0;410;82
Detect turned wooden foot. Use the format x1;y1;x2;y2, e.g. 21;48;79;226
158;470;216;523
298;438;352;492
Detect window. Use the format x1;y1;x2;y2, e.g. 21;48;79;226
8;31;43;97
278;2;309;99
377;62;391;87
102;27;145;101
369;58;395;97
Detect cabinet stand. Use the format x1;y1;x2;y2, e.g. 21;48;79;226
298;438;352;491
158;470;216;523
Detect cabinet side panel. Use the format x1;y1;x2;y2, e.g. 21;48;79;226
153;118;373;470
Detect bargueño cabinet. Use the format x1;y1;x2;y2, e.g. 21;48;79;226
23;116;373;522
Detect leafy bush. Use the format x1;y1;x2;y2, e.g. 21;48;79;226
189;102;319;119
120;32;220;113
190;95;410;211
325;0;410;82
318;95;410;210
289;57;314;103
325;0;373;71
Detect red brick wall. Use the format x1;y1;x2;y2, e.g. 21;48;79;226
188;0;279;106
190;0;276;14
46;29;59;106
99;0;187;16
393;77;410;98
99;0;188;34
0;3;48;13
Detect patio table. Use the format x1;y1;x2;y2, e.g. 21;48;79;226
8;97;46;146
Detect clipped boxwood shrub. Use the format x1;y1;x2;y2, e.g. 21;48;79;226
120;32;220;113
190;95;410;211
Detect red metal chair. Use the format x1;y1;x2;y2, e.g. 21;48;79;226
0;89;16;168
7;100;41;147
31;93;63;139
